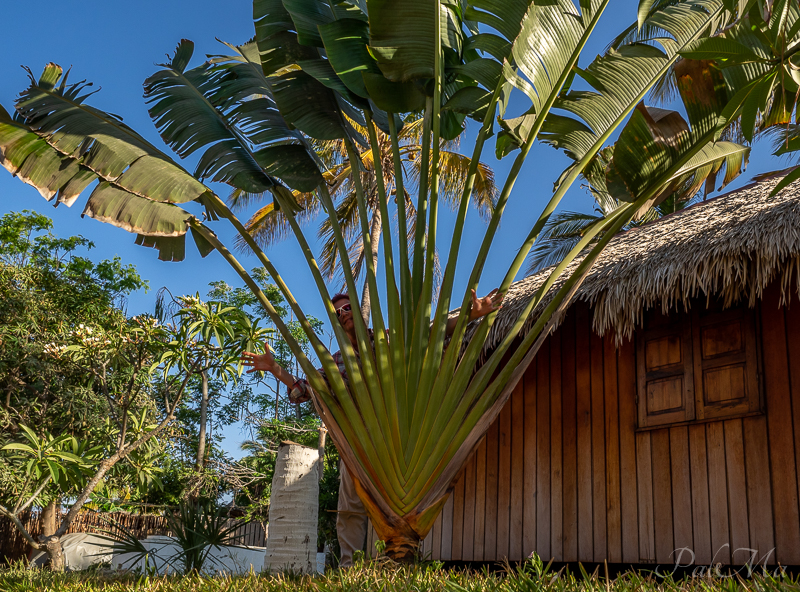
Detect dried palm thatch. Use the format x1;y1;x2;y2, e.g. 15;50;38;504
478;170;800;351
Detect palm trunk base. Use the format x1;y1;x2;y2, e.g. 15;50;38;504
383;533;420;562
349;469;424;563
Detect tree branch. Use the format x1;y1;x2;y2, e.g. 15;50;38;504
17;476;52;514
55;368;191;537
0;503;42;550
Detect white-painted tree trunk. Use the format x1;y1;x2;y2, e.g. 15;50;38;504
263;441;320;574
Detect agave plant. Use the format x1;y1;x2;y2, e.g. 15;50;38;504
0;0;763;559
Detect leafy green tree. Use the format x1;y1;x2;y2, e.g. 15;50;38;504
0;274;262;570
0;210;150;538
144;272;322;507
0;0;759;559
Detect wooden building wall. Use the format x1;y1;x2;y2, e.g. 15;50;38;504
411;282;800;566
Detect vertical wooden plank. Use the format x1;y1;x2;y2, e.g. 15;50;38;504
591;330;607;562
440;493;454;561
523;359;538;557
550;330;564;562
423;516;434;559
510;378;525;560
724;419;750;565
537;341;552;561
474;437;487;562
560;312;578;562
636;431;655;563
706;421;731;564
669;426;693;562
650;429;674;564
451;468;465;560
575;304;594;562
779;291;800;565
604;334;622;563
367;522;378;558
431;497;444;560
742;416;775;565
485;419;499;560
497;400;512;560
617;337;640;563
688;424;712;565
462;452;477;562
761;285;800;564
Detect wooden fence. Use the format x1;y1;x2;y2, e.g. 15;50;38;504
0;510;266;565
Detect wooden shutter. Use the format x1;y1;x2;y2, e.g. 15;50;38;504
636;310;695;428
692;307;761;420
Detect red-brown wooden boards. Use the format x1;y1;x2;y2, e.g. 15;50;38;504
561;312;578;561
550;330;564;562
537;341;552;561
618;337;640;563
576;304;593;561
510;377;525;560
761;284;800;564
688;424;712;565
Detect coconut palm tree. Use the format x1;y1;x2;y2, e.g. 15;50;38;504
0;0;778;560
236;117;497;314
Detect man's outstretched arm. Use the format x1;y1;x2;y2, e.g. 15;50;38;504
444;288;504;337
241;347;313;403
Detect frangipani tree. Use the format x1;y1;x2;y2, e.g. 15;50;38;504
0;0;758;559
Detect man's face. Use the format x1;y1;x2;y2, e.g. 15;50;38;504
333;297;354;332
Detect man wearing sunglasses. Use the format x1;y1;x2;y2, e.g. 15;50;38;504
241;288;503;567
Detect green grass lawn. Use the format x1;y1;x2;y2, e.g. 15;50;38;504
1;558;797;592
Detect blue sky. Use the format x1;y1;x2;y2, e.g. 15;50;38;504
0;1;784;455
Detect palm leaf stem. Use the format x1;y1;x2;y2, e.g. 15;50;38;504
282;175;411;494
405;82;506;464
429;81;504;347
274;188;411;498
342;135;385;334
401;203;631;509
411;98;433;302
404;0;613;472
414;201;638;511
476;127;721;406
187;219;321;386
310;178;414;494
365;110;409;449
387;113;413;347
211;188;409;495
206;193;333;365
410;8;445;435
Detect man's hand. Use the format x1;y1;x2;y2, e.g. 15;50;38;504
468;288;504;321
241;347;279;374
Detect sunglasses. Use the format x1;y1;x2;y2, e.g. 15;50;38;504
335;303;352;317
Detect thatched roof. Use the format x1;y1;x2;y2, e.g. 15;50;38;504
479;170;800;351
